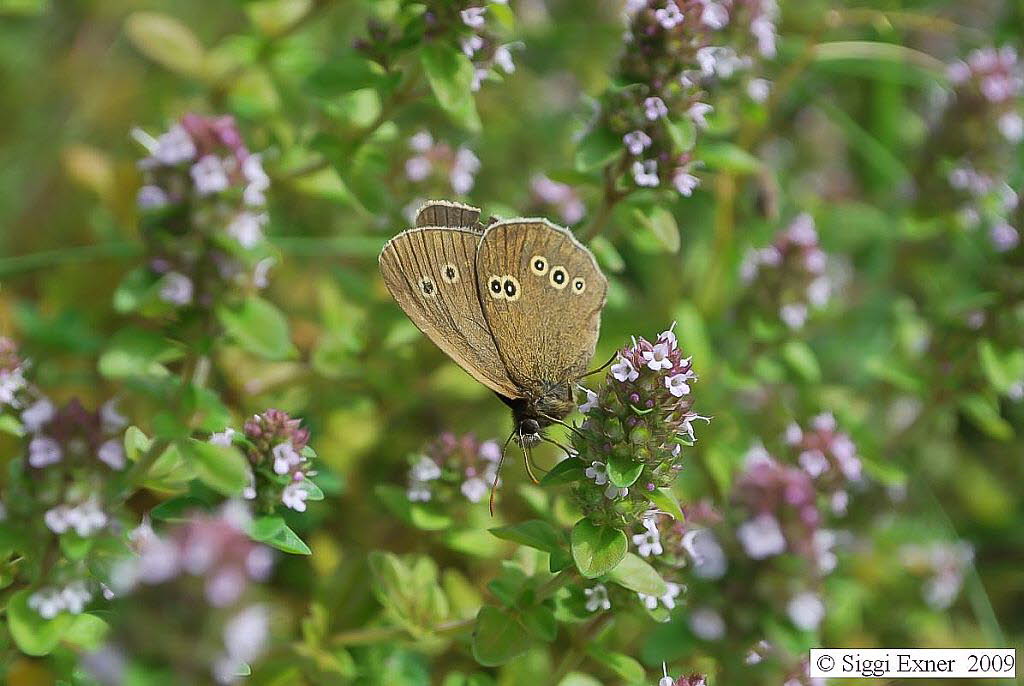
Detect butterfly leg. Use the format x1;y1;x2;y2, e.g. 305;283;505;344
519;427;542;484
540;434;577;459
540;413;587;441
489;429;517;516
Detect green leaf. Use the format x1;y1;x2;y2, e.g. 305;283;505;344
216;296;297;361
98;327;184;379
607;552;668;596
632;205;680;253
556;674;603;686
959;394;1013;441
782;340;821;383
520;604;557;643
648;487;684;520
179;439;250;496
697;141;762;174
575;126;622;172
248;516;312;555
7;590;74;656
0;414;24;437
471;606;533;667
539;456;585;486
586;647;646;683
606;452;643;488
124;425;152;462
150;495;210;522
61;614;109;651
376;484;453;530
124;11;205;77
570;518;627;579
489;520;565;555
420;43;480;131
307;57;387;97
665;117;696;152
590;236;625;273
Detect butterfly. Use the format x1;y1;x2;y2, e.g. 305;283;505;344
379;199;608;489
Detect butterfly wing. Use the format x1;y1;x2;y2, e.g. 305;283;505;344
379;226;522;398
474;219;607;387
415;200;483;230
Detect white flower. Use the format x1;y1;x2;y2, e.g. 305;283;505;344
45;505;70;533
750;15;777;57
461;34;484;57
281;482;309;512
743;441;774;468
682;528;727;579
253;257;275;290
586;460;608;485
737;513;786;559
407;483;432;502
154;125;196;165
747;78;771;102
654;1;684;29
998;111;1024;143
28;588;65;619
813;529;838;574
659;326;677;349
579;388;599;413
787;213;818;245
831;490;849;515
758;245;782;266
460;6;486;27
633;520;663;557
632;159;660;187
673;168;700;197
272;442;301;475
190;155;230;196
689;606;726;640
242;154;270;206
60;581;92;614
679;413;712;442
687;102;713;129
210;428;236;446
611;356;639;382
807;277;830;307
409;131;433;152
643;342;674;371
21;398;54;433
405;155;432;181
461;476;488;503
804;247;827;273
67;499;108;536
799;449;829;478
227;212;267;248
450;147;480;194
101;399;128;433
137;184;169;210
1008;380;1024;401
643;96;669;120
639;580;682;611
584;584;611;612
98;439;126;470
221;604;270;673
494;45;515;74
701;2;729;29
604;483;629;499
812;412;836;432
411;456;441;482
159;272;193;306
990;222;1020;252
779;303;808;329
787;591;825;630
665;373;692;397
29;436;62;468
471;67;489;92
623;130;652;155
784;422;803;445
0;367;26;409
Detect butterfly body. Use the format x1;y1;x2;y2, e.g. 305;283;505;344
379;200;607;455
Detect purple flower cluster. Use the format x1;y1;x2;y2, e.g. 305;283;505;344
129;113;274;311
900;540;974;610
117;503;273;607
236;409;316;514
740;213;831;329
405;432;501;506
783;412;861;515
403;130;482;210
572;326;709;527
455;4;517;91
0;337;28;410
608;0;778;194
530;174;585;225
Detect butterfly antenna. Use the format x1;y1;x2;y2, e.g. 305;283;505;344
540;414;587;441
539;434;577;459
489;429;517;516
580;351;618;378
519;427;541;484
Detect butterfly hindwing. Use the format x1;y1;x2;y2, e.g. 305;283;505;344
474;219;607;388
379;226;521;398
414;200;484;230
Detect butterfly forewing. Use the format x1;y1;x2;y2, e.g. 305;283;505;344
414;200;483;230
474;219;607;388
379;227;521;398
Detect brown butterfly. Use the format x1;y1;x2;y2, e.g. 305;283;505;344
379;200;608;490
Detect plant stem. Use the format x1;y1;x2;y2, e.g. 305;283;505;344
121;439;170;495
550;613;611;685
579;156;629;243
